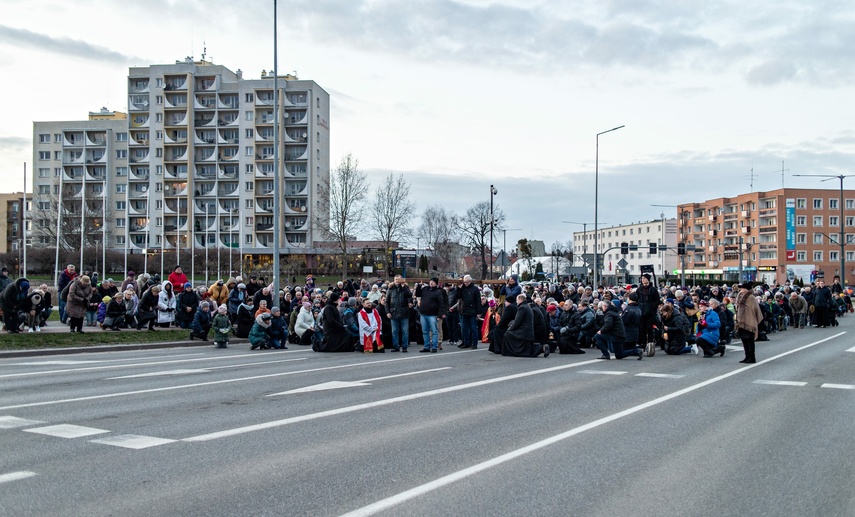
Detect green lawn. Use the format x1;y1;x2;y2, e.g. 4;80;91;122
0;328;192;350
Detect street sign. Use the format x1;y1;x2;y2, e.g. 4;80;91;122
581;253;597;265
617;258;628;269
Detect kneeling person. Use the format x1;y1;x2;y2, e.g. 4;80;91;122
502;294;549;358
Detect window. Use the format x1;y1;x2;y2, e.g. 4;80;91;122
116;150;127;159
38;185;49;194
813;198;822;209
245;111;253;121
116;184;127;193
54;134;61;143
245;182;253;191
55;151;62;160
245;93;254;102
156;78;163;88
38;151;50;160
316;149;320;159
156;148;163;157
245;216;254;226
813;216;823;227
155;200;162;210
156;165;163;175
316;131;320;143
245;129;253;138
813;234;824;244
796;198;806;209
116;132;127;142
245;234;253;244
156;113;163;122
115;235;126;245
830;233;840;245
38;168;49;178
246;146;253;156
37;201;50;210
116;201;126;211
155;182;162;192
796;233;807;244
39;134;50;143
830;199;839;209
813;251;823;262
847;199;855;209
830;216;839;226
116;167;128;176
830;251;839;261
156;131;163;140
796;215;806;226
54;167;61;177
848;251;855;261
317;97;320;108
116;218;126;227
797;251;807;262
245;164;254;173
245;199;254;209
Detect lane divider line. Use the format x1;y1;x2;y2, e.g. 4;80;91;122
821;383;855;390
0;471;37;484
753;380;808;387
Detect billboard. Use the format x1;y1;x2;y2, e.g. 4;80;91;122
785;198;796;259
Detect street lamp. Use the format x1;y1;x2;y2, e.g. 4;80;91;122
652;205;689;287
490;184;498;279
594;125;625;288
794;173;855;285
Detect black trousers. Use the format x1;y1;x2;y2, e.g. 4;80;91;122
739;328;756;361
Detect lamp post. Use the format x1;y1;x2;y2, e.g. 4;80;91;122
594;125;625;289
271;0;282;301
652;205;690;287
161;184;168;280
501;228;522;279
794;173;855;285
490;185;497;279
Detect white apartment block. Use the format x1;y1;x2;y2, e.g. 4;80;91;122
573;218;679;283
32;58;330;267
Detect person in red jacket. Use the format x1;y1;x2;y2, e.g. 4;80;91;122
168;266;188;295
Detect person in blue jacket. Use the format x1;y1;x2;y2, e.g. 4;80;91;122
499;274;522;300
696;299;724;358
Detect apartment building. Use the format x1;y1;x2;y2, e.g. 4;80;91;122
572;218;678;283
32;58;330;271
677;188;855;285
0;192;31;256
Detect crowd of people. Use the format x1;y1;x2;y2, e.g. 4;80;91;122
1;264;851;366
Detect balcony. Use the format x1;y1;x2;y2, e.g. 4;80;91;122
165;114;187;127
256;222;274;231
164;78;187;91
759;226;777;234
194;95;217;110
129;80;150;93
218;95;239;109
130;115;150;128
195;77;218;91
742;227;750;234
194;114;216;127
759;208;776;217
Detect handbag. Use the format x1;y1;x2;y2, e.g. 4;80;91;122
157;310;175;324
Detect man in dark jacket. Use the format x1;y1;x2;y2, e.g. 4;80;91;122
386;275;413;352
635;273;661;347
813;280;833;328
57;264;77;323
0;267;13;292
595;301;643;360
490;298;516;354
177;283;200;329
415;278;447;352
557;303;585;354
622;292;643;350
499;274;522;300
267;306;288;349
502;294;549;358
451;275;483;349
0;278;29;333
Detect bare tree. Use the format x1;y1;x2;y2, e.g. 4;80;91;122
32;181;113;252
419;205;459;274
314;154;369;279
371;172;415;277
456;201;505;280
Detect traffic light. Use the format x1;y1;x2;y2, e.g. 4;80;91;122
649;242;657;254
620;242;629;254
677;242;686;255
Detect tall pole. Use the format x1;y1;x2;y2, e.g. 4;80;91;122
738;236;744;283
160;185;166;280
54;168;64;288
22;163;27;278
593;125;624;289
144;188;150;275
840;176;845;285
490;185;497;280
80;157;86;272
272;0;281;302
205;202;209;285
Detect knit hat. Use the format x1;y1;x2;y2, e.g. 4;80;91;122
261;313;272;320
546;305;557;313
217;305;228;314
237;283;246;290
128;271;135;276
328;292;340;303
303;301;311;310
201;301;210;309
20;280;30;291
361;290;369;297
430;277;439;284
102;296;111;303
184;282;192;289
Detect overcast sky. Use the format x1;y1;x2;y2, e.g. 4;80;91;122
2;0;854;251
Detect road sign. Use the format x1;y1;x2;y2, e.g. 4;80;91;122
617;258;628;269
581;253;597;265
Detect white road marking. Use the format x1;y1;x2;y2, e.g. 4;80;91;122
579;370;627;376
184;360;603;442
7;360;106;366
725;345;743;351
821;383;855;390
0;350;477;411
0;471;37;484
89;434;176;449
337;331;846;517
269;367;453;395
635;373;685;379
0;416;44;429
105;358;307;379
0;350;310;379
753;380;808;387
24;424;110;438
846;346;855;353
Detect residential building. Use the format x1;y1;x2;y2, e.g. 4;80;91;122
677;188;855;285
573;218;678;284
32;58;330;275
0;192;32;256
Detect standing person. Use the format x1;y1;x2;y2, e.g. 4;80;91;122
696;300;724;358
0;278;29;333
211;305;231;348
415;278;447;353
377;294;393;350
499;274;522;301
235;298;256;338
0;267;12;292
502;293;549;358
189;302;212;341
65;275;92;333
168;266;188;295
386;275;412;352
120;271;137;294
57;264;77;324
636;273;661;354
595;300;643;360
358;297;383;353
451;275;481;349
735;282;764;363
789;291;808;329
245;276;261;298
813;279;833;328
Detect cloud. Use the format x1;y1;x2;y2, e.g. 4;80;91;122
0;25;140;64
0;136;29;152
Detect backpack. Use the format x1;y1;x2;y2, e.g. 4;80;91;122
60;283;72;303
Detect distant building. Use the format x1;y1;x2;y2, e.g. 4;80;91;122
0;192;31;256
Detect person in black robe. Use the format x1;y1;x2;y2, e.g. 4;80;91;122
313;293;354;352
234;299;255;338
502;294;549;358
490;298;517;354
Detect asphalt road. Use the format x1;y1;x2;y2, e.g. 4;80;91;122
1;319;854;517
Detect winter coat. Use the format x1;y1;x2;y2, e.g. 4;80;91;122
177;291;200;324
208;281;230;306
57;269;76;293
530;302;549;343
789;295;808;314
621;303;642;344
295;306;315;337
97;303;107;323
415;284;447;317
190;307;212;334
167;272;188;294
499;275;522;299
137;288;159;317
342;307;359;337
697;308;721;346
212;313;231;343
0;273;12;292
105;299;126;320
269;314;287;341
813;286;833;308
65;279;93;319
157;282;177;313
235;303;255;338
578;307;596;334
599;304;626;341
387;284;413;320
249;315;271;346
506;302;535;341
252;289;273;311
636;283;661;317
123;295;139;317
227;287;246;315
453;283;482;316
735;292;764;339
0;278;29;313
20;290;43;313
662;312;688;352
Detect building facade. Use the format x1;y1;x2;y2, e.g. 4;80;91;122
677;188;855;286
0;192;32;257
573;218;678;284
32;59;330;274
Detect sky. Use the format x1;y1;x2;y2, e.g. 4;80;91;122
1;0;855;252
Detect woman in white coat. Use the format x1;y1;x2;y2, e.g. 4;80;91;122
295;301;316;346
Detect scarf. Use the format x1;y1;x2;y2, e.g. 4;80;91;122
359;308;382;353
735;291;763;339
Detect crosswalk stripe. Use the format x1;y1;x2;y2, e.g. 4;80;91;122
579;370;627;376
24;424;110;439
89;434;176;449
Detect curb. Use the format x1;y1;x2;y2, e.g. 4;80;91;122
0;338;251;358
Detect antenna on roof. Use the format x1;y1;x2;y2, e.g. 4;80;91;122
774;160;789;188
201;41;207;62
